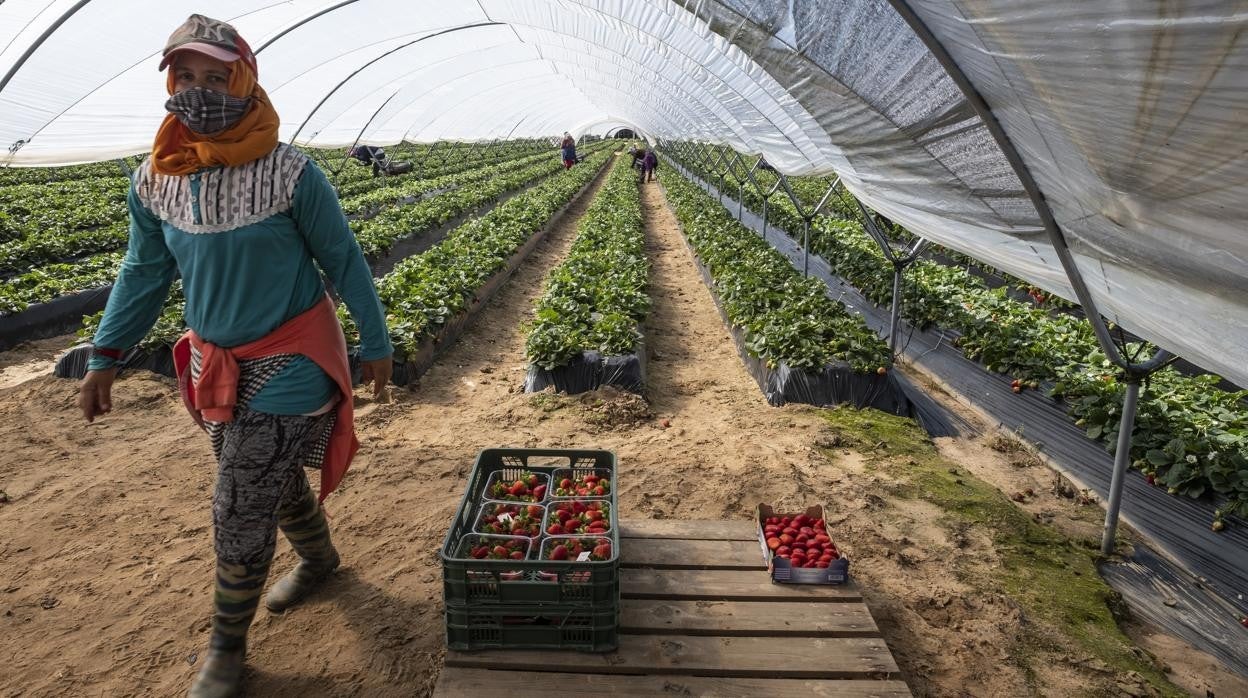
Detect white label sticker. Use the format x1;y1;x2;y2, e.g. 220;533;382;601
576;551;591;562
498;513;514;524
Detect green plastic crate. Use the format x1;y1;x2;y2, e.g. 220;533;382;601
445;602;619;652
441;448;620;607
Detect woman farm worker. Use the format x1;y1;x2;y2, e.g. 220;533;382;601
75;15;392;698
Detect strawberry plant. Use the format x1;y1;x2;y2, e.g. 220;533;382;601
544;499;611;536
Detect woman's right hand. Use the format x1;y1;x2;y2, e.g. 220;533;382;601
78;368;120;422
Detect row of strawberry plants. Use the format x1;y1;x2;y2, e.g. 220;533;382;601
673;149;1248;520
524;156;647;370
0;161;125;187
662;166;890;374
0;251;123;316
335;141;548;198
363;149;615;360
0;221;128;274
339;148;554;217
351;140;613;257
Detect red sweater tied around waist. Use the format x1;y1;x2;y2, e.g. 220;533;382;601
172;294;358;501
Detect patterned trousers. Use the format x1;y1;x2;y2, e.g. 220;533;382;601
208;408;335;650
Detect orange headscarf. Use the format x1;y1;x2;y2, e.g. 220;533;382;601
151;56;280;176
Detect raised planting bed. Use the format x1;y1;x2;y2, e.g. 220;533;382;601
524;156;648;395
660;168;910;416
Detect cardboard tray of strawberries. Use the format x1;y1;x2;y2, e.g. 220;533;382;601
440;448;621;608
757;504;850;585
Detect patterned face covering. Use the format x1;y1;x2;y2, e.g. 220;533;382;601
165;86;252;134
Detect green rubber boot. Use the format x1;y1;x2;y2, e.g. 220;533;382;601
263;547;340;613
187;644;245;698
265;487;340;613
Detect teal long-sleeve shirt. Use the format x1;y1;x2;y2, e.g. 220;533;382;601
89;153;392;415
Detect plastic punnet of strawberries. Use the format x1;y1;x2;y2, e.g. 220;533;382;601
552;470;611;498
543;536;613;562
458;536;529;561
486;470;547;502
763;513;840;569
545;500;611;536
477;502;545;537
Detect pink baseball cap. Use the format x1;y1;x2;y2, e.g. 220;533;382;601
158;14;256;73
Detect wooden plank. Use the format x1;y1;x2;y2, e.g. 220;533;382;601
621;569;862;603
620;518;757;541
620;599;879;637
434;668;912;697
445;634;899;679
621;537;764;570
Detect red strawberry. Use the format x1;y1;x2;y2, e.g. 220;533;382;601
593;543;612;559
571;501;588;514
564;519;582;532
767;537;781;550
527;474;539;488
527;505;543;518
532;484;547;500
547;523;564;535
593;486;606;496
509;550;525;560
556;509;572;522
587;510;604;521
560;478;573;489
492;545;508;557
551;545;569;561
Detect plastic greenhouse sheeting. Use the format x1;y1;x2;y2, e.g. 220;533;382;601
1;1;1245;387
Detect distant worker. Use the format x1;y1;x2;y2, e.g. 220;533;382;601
348;144;412;177
641;148;658;183
560;132;577;170
348;144;387;177
630;144;645;171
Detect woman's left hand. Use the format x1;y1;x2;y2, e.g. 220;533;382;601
360;356;393;398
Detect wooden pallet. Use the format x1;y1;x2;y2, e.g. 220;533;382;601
435;519;911;696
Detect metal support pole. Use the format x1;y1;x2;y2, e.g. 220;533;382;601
889;261;905;359
802;219;811;277
115;158;132;179
1102;380;1142;554
762;197;769;243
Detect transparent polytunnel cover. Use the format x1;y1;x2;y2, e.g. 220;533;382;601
1;0;1245;386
